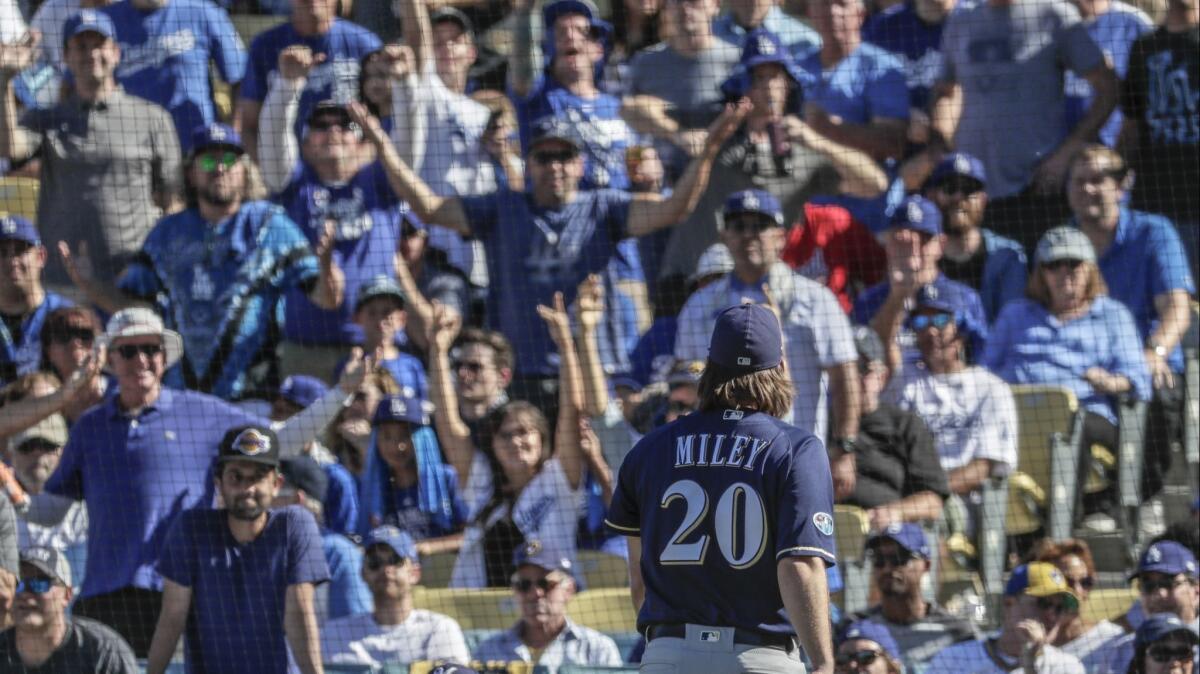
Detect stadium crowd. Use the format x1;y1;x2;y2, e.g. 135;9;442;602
0;0;1194;667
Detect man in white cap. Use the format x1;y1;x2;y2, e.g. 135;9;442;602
0;546;138;672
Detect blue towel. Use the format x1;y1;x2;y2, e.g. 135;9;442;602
358;425;456;536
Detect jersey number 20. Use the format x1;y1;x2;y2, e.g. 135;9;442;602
659;480;767;569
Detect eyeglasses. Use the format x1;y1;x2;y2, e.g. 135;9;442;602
1148;645;1195;663
114;343;163;360
1042;259;1085;272
15;440;61;455
196;151;240;173
1140;576;1188;594
309;118;360;135
872;550;915;569
48;327;96;345
835;650;882;669
935;177;984;196
453;360;486;374
531;149;578;165
724;217;777;235
910;313;954;331
512;576;562;594
365;551;403;571
16;577;54;595
1035;597;1068;614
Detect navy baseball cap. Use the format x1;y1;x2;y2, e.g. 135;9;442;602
740;29;806;85
542;0;600;28
529;116;582;152
927;152;987;190
355;275;406;312
364;525;419;562
373;392;428;427
610;372;644;393
514;540;574;576
887;195;942;236
430;6;475;37
0;215;40;246
707;304;784;374
839;621;902;661
429;665;480;674
189;123;245;158
277;375;328;409
1131;541;1198;581
63;9;116;47
722;189;784;227
217;425;281;468
280;455;329;502
866;522;931;560
1135;614;1200;649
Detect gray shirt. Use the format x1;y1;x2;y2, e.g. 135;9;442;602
851;604;979;666
0;617;139;673
628;41;741;131
472;620;622;672
0;498;15;577
20;89;182;284
940;0;1104;198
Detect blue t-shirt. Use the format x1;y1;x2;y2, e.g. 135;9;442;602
712;6;822;62
462;188;632;376
274;162;412;345
378;468;468;540
514;77;634;190
981;296;1152;423
862;2;946;110
120;201;320;400
103;0;248;151
605;408;836;634
241;19;382;139
1082;208;1196;371
797;43;910;125
323;462;361;537
158;505;330;674
44;388;265;599
323;529;371;621
0;292;73;385
1065;3;1152;147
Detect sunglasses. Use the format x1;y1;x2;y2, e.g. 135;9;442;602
309;118;360;134
531;149;578;165
1140;576;1187;594
1035;597;1068;614
48;327;95;345
453;360;486;374
1148;645;1195;664
872;551;915;569
365;552;404;571
935;177;984;196
836;650;882;668
15;439;61;455
1065;575;1095;591
1042;259;1084;272
512;576;562;594
196;151;240;173
114;343;163;360
910;313;954;331
16;577;54;595
725;217;778;235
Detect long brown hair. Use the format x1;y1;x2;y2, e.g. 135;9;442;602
473;401;551;525
1025;261;1108;310
698;361;794;419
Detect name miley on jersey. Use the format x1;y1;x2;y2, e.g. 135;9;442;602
673;433;772;472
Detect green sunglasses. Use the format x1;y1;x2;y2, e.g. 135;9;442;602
196;151;241;173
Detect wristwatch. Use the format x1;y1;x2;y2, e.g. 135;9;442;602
830;436;858;456
1149;341;1169;358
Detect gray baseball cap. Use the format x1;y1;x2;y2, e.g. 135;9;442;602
1035;226;1096;266
20;546;71;586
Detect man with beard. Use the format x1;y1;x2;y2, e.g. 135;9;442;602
923;152;1027;323
844;524;976;667
0;217;74;386
147;425;330;674
59;123;344;400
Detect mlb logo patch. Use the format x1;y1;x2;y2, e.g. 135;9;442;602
0;218;14;234
722;409;744;420
907;200;923;223
700;631;721;642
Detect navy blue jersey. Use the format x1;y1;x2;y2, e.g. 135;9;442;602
605;408;836;635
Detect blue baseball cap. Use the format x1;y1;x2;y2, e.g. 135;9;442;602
740;29;806;85
529;116;583;152
1135;613;1200;649
363;525;419;562
708;303;784;374
63;10;116;47
543;0;600;25
927;152;987;190
1005;562;1080;611
513;539;574;576
1131;541;1199;581
0;215;40;246
610;372;644;393
887;195;942;236
838;621;902;661
722;189;784;227
372;392;428;427
277;375;328;409
866;522;931;559
355;275;407;312
189;123;245;158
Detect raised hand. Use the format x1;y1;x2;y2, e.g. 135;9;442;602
378;44;415;81
345;100;387;146
704;98;752;155
57;241;95;289
337;347;374;395
575;274;604;334
536;292;572;348
426;301;462;354
316;219;336;269
278;45;325;81
0;32;39;79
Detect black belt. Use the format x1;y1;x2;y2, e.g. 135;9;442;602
645;624;795;652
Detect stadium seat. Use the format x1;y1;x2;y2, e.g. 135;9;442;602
324;664;380;673
568;588;637;633
1079;588;1138;624
833;505;870;614
1183;301;1199;495
1114;396;1148;548
608;631;642;661
577;549;630;589
558;666;641;674
464;628;501;653
1006;385;1083;541
418;552;457;588
0;176;39;222
410;587;519;630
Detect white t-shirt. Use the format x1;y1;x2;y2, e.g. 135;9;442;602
320;610;470;667
889;365;1018;472
674;263;856;439
925;638;1086;674
1060;620;1125;663
452;457;583;588
0;0;27;45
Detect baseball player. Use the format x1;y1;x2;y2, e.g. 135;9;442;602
605;303;837;674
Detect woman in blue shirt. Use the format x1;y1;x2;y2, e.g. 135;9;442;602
982;227;1150;528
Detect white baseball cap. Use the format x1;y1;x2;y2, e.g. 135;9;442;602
103;308;184;368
